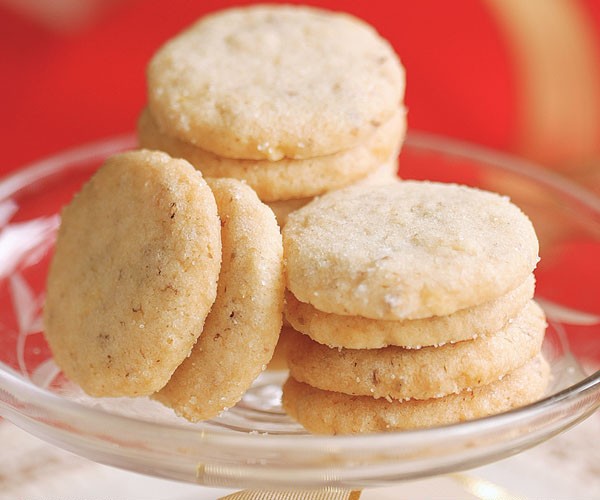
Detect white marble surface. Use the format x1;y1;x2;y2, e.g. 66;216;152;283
1;410;598;500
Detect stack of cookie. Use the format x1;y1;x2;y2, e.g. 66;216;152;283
44;5;552;433
281;181;550;434
138;5;407;225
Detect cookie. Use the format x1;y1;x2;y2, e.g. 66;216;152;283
267;155;400;226
285;300;545;400
147;5;405;160
282;355;550;434
44;150;221;397
284;274;535;349
283;181;539;320
137;106;406;201
154;178;284;421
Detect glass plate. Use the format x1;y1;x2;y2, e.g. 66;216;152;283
0;133;599;490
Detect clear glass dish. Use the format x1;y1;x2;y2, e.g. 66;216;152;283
0;133;598;490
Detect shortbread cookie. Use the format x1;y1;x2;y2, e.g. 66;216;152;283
285;275;535;348
154;178;284;421
285;300;545;401
283;182;539;320
282;355;550;434
147;5;405;160
267;156;400;225
137;107;406;201
44;150;221;397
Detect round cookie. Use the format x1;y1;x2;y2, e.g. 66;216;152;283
267;155;400;226
283;181;540;320
282;355;550;434
285;300;545;401
44;150;221;397
147;5;405;160
137;107;406;202
154;178;284;421
285;274;535;349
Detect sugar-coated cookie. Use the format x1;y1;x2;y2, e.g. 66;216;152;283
154;178;284;421
285;301;545;400
284;182;539;320
44;150;221;397
285;275;535;348
138;107;405;201
147;5;405;160
282;355;550;434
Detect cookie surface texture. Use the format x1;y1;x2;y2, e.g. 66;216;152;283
283;182;539;320
147;5;405;160
284;275;535;348
282;355;550;434
285;300;545;400
44;150;221;397
154;178;284;421
138;107;405;201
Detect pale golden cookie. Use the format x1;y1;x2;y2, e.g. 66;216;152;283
283;182;539;320
285;275;535;349
285;300;545;400
267;156;400;226
147;5;405;160
44;150;221;397
137;107;405;201
154;178;284;421
282;355;550;434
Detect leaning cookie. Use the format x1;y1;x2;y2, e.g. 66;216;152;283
147;4;405;160
282;355;550;434
44;150;221;397
284;275;535;349
285;300;545;401
154;178;284;421
284;181;539;320
138;107;405;201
